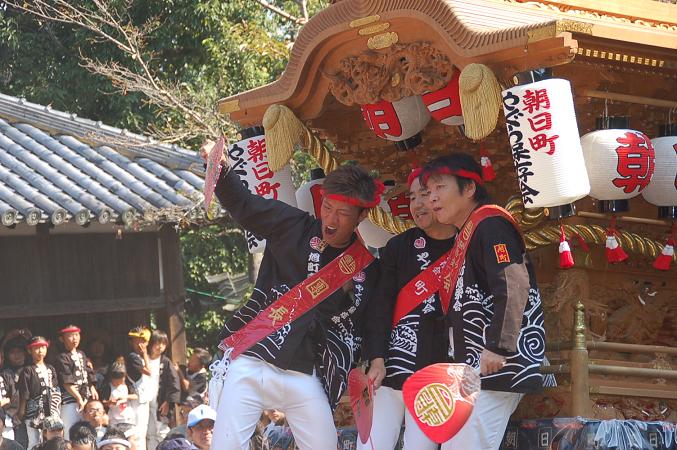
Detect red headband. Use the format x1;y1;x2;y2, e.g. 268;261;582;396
27;339;49;349
407;167;423;188
59;326;81;334
423;167;484;186
321;179;385;209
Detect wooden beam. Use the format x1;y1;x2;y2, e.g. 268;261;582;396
587;340;677;356
590;385;677;400
0;296;165;318
159;226;187;364
581;89;677;109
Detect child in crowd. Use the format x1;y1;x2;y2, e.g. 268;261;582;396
100;362;137;427
146;331;180;450
2;330;31;448
41;416;64;442
18;336;60;449
124;327;151;450
98;426;133;450
68;421;97;450
54;325;98;439
177;349;209;402
168;395;202;439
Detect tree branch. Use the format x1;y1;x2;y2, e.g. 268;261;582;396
253;0;307;25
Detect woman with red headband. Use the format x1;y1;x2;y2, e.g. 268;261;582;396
18;336;61;449
202;141;380;450
421;153;545;450
361;167;457;450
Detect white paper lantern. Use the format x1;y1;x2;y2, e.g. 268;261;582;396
642;136;677;208
581;129;655;200
358;184;395;248
296;169;325;218
226;130;297;253
422;70;463;126
501;78;590;208
361;95;431;142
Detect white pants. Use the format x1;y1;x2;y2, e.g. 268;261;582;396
442;390;523;450
131;400;150;450
61;402;82;440
26;421;41;450
147;399;170;450
357;385;436;450
211;355;337;450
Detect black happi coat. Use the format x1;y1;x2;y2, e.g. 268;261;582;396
364;228;454;390
18;364;60;420
449;215;545;393
215;170;379;408
156;356;181;414
54;350;96;405
1;370;18;417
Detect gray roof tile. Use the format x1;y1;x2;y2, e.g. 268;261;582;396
0;93;206;227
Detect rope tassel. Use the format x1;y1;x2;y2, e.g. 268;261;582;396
605;217;628;264
653;224;675;271
558;225;574;269
479;146;496;182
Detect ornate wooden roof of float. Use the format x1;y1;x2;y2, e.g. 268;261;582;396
218;0;677;195
219;0;677;125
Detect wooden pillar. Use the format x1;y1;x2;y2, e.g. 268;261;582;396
570;301;591;416
159;226;187;365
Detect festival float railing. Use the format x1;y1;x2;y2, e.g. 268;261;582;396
542;301;677;417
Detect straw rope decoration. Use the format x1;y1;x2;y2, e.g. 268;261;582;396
458;64;503;141
262;103;673;261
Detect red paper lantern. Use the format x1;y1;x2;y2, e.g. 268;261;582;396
422;70;463;126
361;95;430;142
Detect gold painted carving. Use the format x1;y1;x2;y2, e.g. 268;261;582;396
218;99;240;114
576;47;675;70
358;22;390;35
367;32;399;50
527;19;592;43
325;42;454;106
350;15;380;28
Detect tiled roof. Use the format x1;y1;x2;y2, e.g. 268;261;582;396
0;93;205;227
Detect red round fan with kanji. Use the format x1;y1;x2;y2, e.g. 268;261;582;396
348;368;374;445
402;363;481;443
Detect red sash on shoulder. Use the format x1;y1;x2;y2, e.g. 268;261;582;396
220;240;374;359
391;252;448;327
439;205;520;314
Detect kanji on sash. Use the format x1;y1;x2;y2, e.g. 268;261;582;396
612;131;655;194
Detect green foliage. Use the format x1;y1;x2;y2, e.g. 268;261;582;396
1;0;327;350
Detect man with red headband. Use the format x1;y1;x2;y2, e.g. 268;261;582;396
201;143;380;450
361;168;456;449
421;153;545;450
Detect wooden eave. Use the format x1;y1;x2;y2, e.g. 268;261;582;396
218;0;676;128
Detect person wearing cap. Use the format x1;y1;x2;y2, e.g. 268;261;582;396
123;327;151;450
0;409;23;450
97;427;132;450
202;142;380;450
185;405;214;450
361;168;457;450
53;325;98;440
40;416;64;443
17;337;60;450
421;153;545;450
